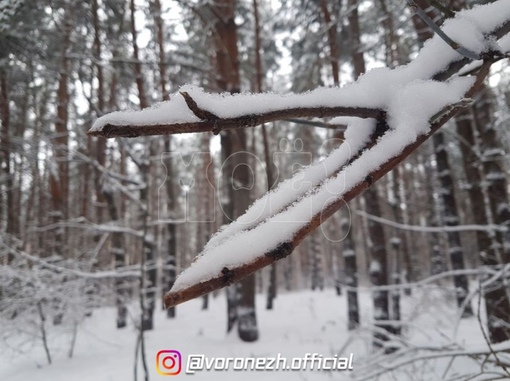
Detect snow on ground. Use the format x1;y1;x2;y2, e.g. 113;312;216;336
0;288;495;381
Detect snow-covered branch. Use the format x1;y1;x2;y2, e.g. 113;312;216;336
86;0;510;309
88;87;384;138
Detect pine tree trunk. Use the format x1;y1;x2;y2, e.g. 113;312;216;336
471;90;510;342
342;217;360;330
348;0;394;347
91;0;106;225
210;0;258;341
103;188;128;328
49;4;74;325
391;167;412;295
365;189;393;347
319;0;340;85
432;131;473;317
310;232;324;291
129;0;148;109
135;153;157;330
163;118;177;318
389;237;401;336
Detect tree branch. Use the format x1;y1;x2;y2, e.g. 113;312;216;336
163;64;493;308
163;56;497;308
87;101;384;138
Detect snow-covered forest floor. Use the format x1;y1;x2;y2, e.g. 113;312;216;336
0;287;498;381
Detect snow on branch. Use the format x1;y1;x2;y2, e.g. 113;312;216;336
89;86;383;138
162;79;481;308
86;0;510;308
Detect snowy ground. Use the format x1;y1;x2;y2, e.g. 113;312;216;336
0;288;495;381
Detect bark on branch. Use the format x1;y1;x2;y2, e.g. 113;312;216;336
87;98;384;138
163;60;494;309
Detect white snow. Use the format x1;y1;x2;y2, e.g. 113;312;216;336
1;288;504;381
203;117;375;252
369;260;382;274
171;77;473;292
91;95;200;130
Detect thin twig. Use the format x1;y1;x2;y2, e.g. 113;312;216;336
88;102;384;138
408;0;480;60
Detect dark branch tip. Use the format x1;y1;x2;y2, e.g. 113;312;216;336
180;91;219;121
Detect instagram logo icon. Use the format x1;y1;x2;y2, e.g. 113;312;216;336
156;350;182;376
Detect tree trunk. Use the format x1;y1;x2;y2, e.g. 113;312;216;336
310;231;324;291
164;137;177;318
410;0;473;318
211;0;258;341
471;89;510;342
129;0;149;109
92;0;107;225
103;187;128;328
432;132;474;317
342;217;360;330
348;0;394;347
319;0;340;85
49;4;74;325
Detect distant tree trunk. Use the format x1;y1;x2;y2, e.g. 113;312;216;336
310;232;324;291
430;233;444;275
347;0;365;79
473;88;510;263
0;58;18;246
210;0;258;342
471;89;510;342
389;237;401;336
150;0;177;318
91;0;107;224
409;0;473;317
432;132;473;317
390;167;412;294
342;217;359;330
197;134;214;310
410;0;437;44
49;6;73;259
348;0;394;347
264;124;277;308
141;177;156;331
319;0;340;85
378;0;410;300
365;190;393;347
377;0;403;68
130;0;155;329
252;0;277;310
163;138;177;317
283;256;293;291
152;0;170;102
129;0;148;109
49;4;74;325
103;187;128;328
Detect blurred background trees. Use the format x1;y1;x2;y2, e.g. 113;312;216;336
1;0;510;353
